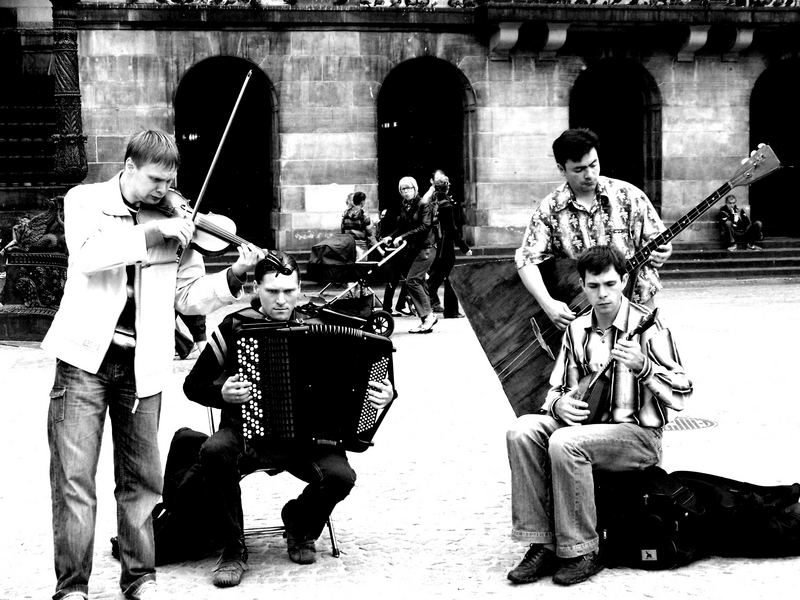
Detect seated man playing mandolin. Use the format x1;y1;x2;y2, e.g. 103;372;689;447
183;253;395;588
516;128;672;330
506;246;692;586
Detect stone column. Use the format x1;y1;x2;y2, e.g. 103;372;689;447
50;0;87;183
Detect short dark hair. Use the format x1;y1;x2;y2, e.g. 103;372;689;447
552;128;599;167
577;245;627;281
125;130;180;170
254;252;299;284
352;191;366;205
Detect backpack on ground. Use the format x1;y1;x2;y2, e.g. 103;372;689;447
593;466;706;570
111;427;220;565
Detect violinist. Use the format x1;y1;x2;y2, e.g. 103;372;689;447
41;129;265;600
505;246;692;587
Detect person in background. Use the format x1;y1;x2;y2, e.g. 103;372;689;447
718;193;764;251
341;190;378;259
382;176;438;333
425;171;471;318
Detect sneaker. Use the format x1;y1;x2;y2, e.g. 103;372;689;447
409;314;437;334
432;304;444;313
726;245;738;252
444;312;465;319
212;544;248;588
747;243;762;250
61;593;87;600
128;580;162;600
552;551;604;586
507;544;557;584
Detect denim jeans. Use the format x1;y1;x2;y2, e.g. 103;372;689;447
47;345;162;600
506;414;662;558
199;427;356;546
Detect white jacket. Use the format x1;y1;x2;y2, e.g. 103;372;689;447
41;174;242;397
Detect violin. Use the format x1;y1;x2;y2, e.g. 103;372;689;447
575;308;659;424
138;188;292;275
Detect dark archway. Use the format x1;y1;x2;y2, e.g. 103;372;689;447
174;57;275;247
750;59;800;237
569;59;662;211
377;57;475;223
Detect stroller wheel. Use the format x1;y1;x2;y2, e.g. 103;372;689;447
367;309;394;338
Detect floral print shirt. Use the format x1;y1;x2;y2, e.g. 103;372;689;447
514;176;666;303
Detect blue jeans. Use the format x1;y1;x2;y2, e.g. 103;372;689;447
506;414;662;558
47;346;162;600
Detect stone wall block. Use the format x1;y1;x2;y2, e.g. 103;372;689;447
280;186;305;212
470;225;526;247
291;31;359;57
353;81;381;108
475;182;551;210
87;162;122;184
243;31;291;59
80;30;158;57
456;55;488;86
663;131;741;158
95;136;128;164
280;159;377;186
283;56;324;82
323;55;388;83
292;211;342;231
478;107;566;135
476;157;539;183
281;133;375;161
84;136;98;164
663;106;749;133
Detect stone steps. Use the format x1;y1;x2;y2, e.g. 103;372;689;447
205;237;800;282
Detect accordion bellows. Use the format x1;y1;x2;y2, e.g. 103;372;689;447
234;322;395;452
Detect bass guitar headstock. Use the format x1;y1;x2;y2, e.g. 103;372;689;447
729;144;781;189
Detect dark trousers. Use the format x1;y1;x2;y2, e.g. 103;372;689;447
721;220;763;247
427;242;459;316
198;428;356;546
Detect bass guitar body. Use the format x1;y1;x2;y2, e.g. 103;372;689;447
449;256;584;417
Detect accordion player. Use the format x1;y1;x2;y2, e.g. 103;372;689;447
233;322;395;452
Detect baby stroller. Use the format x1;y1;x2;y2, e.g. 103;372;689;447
302;233;406;338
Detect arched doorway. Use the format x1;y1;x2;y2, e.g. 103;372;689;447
569;59;662;211
750;59;800;237
377;57;475;224
174;57;275;247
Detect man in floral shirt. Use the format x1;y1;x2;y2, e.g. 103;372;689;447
515;128;672;330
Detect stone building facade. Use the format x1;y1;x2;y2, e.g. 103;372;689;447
3;1;800;253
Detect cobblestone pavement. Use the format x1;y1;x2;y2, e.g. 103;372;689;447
2;279;799;600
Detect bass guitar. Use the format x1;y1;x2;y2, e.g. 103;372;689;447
450;145;781;417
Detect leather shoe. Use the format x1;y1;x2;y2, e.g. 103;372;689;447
282;502;317;564
212;544;248;587
444;312;465;319
432;304;444;313
507;544;557;584
552;551;604;585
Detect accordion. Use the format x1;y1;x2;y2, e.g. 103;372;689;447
233;322;395;452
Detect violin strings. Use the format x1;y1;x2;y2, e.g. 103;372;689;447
195;215;248;246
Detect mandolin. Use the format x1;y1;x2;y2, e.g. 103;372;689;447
576;308;659;425
450;144;782;417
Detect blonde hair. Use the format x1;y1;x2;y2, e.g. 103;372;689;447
398;176;418;195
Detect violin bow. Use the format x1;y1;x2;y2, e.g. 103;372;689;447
190;69;252;220
176;70;253;265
